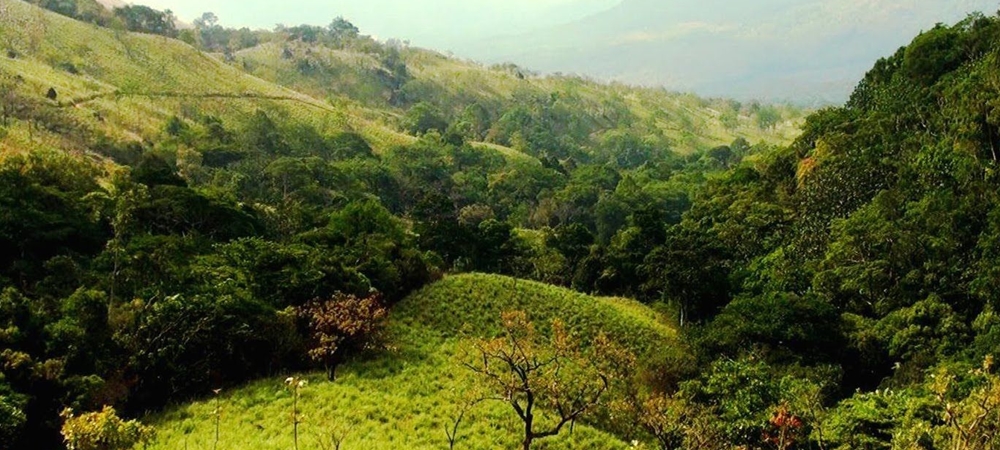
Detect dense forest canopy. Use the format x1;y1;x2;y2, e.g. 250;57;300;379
3;0;1000;448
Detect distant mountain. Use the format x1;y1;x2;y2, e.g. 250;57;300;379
454;0;999;104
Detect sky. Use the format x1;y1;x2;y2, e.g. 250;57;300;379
132;0;619;49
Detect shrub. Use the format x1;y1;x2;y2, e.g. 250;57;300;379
61;406;154;450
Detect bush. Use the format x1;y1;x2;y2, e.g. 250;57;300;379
61;406;154;450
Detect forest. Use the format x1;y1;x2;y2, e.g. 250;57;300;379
2;0;1000;448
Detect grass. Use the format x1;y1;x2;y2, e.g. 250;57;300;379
146;273;680;449
238;42;806;156
0;0;417;158
0;0;803;167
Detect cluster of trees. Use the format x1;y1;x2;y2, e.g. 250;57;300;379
464;311;1000;450
440;11;1000;449
28;0;179;37
0;115;437;447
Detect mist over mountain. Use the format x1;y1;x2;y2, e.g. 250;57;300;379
450;0;999;104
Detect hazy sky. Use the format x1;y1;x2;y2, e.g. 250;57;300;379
134;0;619;49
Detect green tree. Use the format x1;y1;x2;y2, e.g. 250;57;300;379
112;5;177;37
327;16;359;43
403;102;448;136
0;382;26;448
60;406;154;450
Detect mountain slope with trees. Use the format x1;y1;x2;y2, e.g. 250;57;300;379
5;0;1000;449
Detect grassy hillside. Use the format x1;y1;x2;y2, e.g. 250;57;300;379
235;40;805;156
146;274;680;449
0;0;416;157
0;0;803;176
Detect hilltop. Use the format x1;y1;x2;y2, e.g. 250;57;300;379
145;274;680;450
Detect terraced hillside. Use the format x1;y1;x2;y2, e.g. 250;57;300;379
146;274;681;449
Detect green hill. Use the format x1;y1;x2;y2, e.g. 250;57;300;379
0;0;415;158
0;0;803;169
236;40;805;156
0;2;798;448
145;274;679;449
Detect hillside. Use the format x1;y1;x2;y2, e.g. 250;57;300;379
11;2;1000;449
0;0;415;158
0;0;805;174
146;274;679;450
235;41;804;155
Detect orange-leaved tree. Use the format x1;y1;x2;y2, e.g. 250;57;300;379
297;292;387;380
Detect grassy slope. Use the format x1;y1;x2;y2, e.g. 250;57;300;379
403;50;804;153
0;0;415;158
0;0;801;168
238;42;804;156
147;273;679;449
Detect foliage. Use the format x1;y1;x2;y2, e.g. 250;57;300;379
464;310;611;449
146;274;660;449
297;293;388;380
9;0;1000;448
60;406;154;450
402;102;448;136
112;5;177;37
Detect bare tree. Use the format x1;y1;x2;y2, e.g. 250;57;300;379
464;311;610;450
444;397;480;450
316;421;353;450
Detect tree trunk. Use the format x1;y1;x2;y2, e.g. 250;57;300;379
523;413;533;450
326;353;343;381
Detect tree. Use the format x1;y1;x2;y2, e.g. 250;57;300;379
0;381;26;448
38;0;78;18
636;394;725;450
756;105;781;130
931;357;1000;450
704;292;844;365
112;5;177;37
193;12;228;52
194;11;218;28
327;17;359;43
464;311;611;450
297;292;388;380
328;132;374;160
131;153;186;187
60;406;154;450
403;102;448;136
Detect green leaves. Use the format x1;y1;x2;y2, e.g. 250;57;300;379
60;406;154;450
